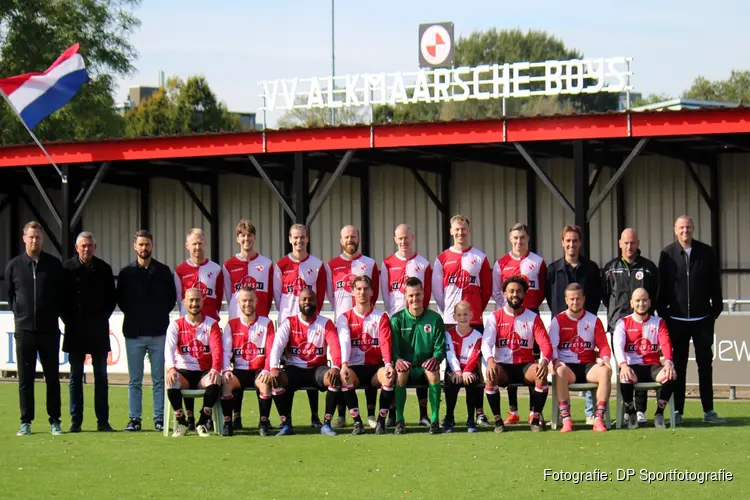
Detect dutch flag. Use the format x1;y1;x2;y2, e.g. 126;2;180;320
0;43;88;130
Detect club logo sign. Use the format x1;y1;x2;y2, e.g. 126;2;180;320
635;270;644;280
418;22;454;69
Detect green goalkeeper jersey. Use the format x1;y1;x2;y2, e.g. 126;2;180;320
390;307;446;366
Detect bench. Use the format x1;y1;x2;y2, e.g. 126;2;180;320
163;389;224;437
550;380;612;430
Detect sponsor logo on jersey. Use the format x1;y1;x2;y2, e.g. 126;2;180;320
285;277;312;296
293;342;324;361
498;332;527;351
629;338;658;355
352;333;378;352
635;270;644;280
239;341;264;362
448;269;474;289
392;273;409;293
235;275;262;292
336;273;357;292
565;335;591;354
192;281;212;299
181;339;210;358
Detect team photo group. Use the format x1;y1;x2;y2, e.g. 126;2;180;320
4;212;725;438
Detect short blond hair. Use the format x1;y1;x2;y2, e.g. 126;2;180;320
289;224;309;237
235;220;256;236
450;215;470;227
510;223;529;235
186;228;205;241
23;221;43;234
454;300;472;315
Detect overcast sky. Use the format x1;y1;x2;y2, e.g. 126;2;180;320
114;0;750;126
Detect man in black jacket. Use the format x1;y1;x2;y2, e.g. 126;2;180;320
4;221;65;436
546;224;602;422
602;228;659;424
657;215;724;425
117;230;176;432
62;231;117;432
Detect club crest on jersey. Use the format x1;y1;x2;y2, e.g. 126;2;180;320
630;338;658;355
306;268;313;276
256;265;265;272
423;324;432;333
635;270;644;280
336;273;357;293
448;269;474;289
293;341;323;361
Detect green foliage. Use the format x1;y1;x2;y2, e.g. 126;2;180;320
124;76;242;137
631;93;675;107
683;70;750;103
277;99;370;128
0;0;140;145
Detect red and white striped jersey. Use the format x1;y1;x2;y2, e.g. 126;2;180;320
380;252;432;316
614;314;673;366
492;252;547;310
222;254;274;319
165;315;223;372
445;327;482;374
548;311;611;364
433;247;492;326
273;254;327;326
174;259;224;321
222;316;275;372
326;254;379;320
481;307;553;364
336;308;392;367
269;313;342;369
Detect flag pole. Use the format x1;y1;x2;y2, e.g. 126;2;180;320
0;88;67;183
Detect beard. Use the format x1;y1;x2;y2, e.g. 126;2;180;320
343;243;359;254
300;304;316;316
507;297;524;310
138;250;152;260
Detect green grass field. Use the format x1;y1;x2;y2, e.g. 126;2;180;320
0;382;748;499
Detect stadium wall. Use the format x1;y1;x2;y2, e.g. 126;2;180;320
1;154;748;303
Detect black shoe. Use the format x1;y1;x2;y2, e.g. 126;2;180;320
154;419;164;432
259;422;270;437
205;418;214;432
187;417;196;431
124;418;141;432
394;421;406;435
311;416;323;429
428;421;441;435
222;422;233;437
68;423;82;433
494;421;506;433
419;416;432;428
375;418;386;435
352;422;365;435
233;415;243;430
386;413;396;428
530;416;546;432
476;413;491;428
97;423;115;432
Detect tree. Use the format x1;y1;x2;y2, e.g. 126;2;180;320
373;28;620;123
683;70;750;103
277;99;370;128
631;93;674;107
0;0;140;145
124;76;242;136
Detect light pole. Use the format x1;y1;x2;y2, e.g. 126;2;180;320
331;0;336;125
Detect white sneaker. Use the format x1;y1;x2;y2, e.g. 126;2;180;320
172;423;188;437
585;416;595;425
627;413;639;430
637;411;647;424
196;424;210;437
654;414;666;429
332;415;346;429
367;415;377;429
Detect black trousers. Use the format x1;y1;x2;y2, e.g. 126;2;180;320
68;350;109;426
15;331;62;424
668;317;715;414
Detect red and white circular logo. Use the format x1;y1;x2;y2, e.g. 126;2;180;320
507;332;522;352
242;341;259;362
569;335;586;354
424;324;432;333
297;341;317;362
239;275;258;290
193;281;209;300
452;269;472;290
358;333;374;352
635;271;644;281
187;339;206;359
634;338;653;356
420;25;452;66
341;273;357;293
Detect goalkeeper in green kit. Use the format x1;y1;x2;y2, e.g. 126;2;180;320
390;277;446;435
